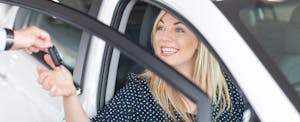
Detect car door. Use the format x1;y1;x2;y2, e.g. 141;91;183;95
0;0;210;122
2;0;298;122
0;0;102;122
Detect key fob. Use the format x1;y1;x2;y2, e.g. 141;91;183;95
48;46;63;67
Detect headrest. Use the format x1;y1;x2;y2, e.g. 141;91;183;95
284;5;300;53
289;5;300;28
139;5;159;52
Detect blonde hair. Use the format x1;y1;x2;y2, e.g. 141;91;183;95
139;11;231;121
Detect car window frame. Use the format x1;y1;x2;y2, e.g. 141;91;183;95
0;0;211;122
12;0;102;87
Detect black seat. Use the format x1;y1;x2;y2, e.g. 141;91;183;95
279;5;300;87
115;4;159;90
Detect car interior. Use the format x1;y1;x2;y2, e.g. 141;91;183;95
239;1;300;96
279;4;300;93
115;1;260;121
115;2;159;90
13;0;94;73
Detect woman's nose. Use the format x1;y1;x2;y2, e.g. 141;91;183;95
160;29;173;42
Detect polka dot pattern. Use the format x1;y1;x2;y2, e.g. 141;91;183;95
211;73;245;122
91;73;244;122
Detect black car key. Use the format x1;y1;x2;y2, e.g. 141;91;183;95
48;46;63;67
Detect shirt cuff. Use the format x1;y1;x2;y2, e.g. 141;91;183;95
0;28;6;51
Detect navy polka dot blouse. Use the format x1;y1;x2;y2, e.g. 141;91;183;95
91;73;244;122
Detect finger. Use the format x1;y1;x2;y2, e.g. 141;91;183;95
41;48;48;53
33;38;52;49
50;85;57;97
33;27;52;48
37;65;46;75
46;77;55;89
29;26;50;41
42;79;49;90
42;77;52;90
44;54;56;69
36;27;51;42
24;48;33;54
38;72;48;84
28;46;40;53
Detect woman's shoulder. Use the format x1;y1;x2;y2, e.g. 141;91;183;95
126;73;148;84
121;73;150;92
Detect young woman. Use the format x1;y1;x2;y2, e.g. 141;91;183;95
37;11;244;122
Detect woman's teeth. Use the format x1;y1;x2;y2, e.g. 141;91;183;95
162;48;178;54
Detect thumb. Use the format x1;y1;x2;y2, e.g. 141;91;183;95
44;54;56;69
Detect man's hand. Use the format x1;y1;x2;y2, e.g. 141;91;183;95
12;26;52;54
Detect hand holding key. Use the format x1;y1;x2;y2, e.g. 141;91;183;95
37;47;76;97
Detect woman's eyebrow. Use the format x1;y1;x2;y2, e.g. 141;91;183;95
159;19;164;23
174;21;182;25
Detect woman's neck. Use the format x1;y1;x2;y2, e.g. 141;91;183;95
174;61;195;82
182;96;197;113
174;53;197;83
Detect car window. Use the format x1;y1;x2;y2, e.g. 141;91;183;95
239;1;300;96
53;0;93;13
14;0;95;72
213;0;300;115
219;0;300;100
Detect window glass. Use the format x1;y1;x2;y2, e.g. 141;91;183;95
238;1;300;98
116;2;157;84
54;0;93;13
0;2;96;121
16;0;94;72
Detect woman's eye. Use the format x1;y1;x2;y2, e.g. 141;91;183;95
175;28;185;33
157;26;164;31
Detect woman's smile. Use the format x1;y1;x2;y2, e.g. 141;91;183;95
160;46;179;56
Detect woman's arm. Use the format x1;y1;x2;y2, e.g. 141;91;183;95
63;95;90;122
37;54;90;122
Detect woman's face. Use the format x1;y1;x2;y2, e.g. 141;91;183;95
153;13;199;69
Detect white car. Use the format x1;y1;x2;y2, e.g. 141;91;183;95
0;0;299;122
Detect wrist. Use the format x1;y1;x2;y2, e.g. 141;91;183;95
4;28;14;50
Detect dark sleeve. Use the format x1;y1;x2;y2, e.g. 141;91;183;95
90;76;144;122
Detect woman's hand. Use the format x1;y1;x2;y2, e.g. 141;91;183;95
37;54;76;97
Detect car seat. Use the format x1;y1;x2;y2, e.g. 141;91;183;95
115;4;159;90
279;5;300;90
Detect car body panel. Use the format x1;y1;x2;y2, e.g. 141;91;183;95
0;0;298;122
78;0;119;117
0;51;62;122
